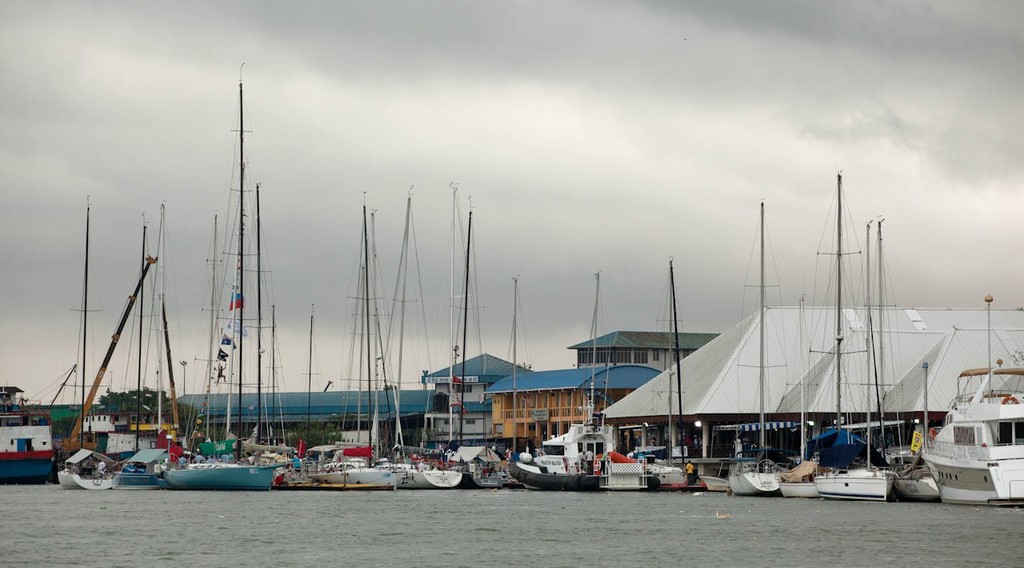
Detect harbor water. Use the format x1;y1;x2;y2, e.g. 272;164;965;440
3;485;1021;567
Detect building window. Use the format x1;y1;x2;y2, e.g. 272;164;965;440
633;349;648;364
614;349;631;364
652;350;660;362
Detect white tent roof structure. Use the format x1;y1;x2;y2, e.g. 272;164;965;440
603;306;1024;421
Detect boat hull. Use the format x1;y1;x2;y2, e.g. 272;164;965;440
397;469;463;489
112;472;162;490
0;452;54;485
779;481;820;498
509;461;658;491
701;476;729;492
160;464;278;491
307;467;397;488
729;471;781;496
814;469;893;501
57;470;114;490
510;461;602;491
893;476;940;502
923;452;1024;505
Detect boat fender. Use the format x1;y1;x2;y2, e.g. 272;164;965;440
1002;395;1019;405
518;452;533;464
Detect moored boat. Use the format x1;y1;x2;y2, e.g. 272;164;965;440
57;449;115;490
922;366;1024;505
510;422;659;491
0;387;55;485
159;462;279;491
112;449;168;490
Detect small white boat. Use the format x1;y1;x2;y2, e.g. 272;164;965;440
307;458;397;488
779;460;821;499
727;450;793;497
814;467;894;501
892;455;939;502
701;476;729;492
57;449;115;490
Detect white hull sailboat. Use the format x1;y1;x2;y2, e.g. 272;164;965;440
57;449;115;491
812;174;893;502
814;468;893;501
727;204;784;498
395;467;463;489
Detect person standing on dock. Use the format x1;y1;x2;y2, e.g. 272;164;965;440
685;461;696;485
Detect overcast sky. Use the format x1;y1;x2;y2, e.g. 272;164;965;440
3;2;1022;403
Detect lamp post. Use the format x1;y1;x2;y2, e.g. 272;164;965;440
922;361;929;450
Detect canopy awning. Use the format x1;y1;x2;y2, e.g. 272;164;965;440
714;421;798;432
66;449;115;465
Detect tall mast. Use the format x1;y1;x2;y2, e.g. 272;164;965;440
256;182;263;443
589;272;600;422
392;191;414;454
236;78;245;456
458;210;473;443
136;222;146;452
669;259;683;457
306;305;313;442
511;275;518;455
864;219;873;467
798;294;807;459
448;183;458;444
362;204;372;451
834;173;844;431
79;202;90;448
758;202;766;449
876;219;886;447
201;214;218;449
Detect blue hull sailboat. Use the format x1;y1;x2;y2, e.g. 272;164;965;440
159;463;278;491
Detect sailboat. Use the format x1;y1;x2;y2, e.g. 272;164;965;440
728;203;789;497
160;80;278;491
779;296;821;498
813;173;894;502
306;204;397;489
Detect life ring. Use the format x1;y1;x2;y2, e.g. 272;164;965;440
1002;395;1019;405
928;427;938;441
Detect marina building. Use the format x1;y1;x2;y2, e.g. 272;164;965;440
602;306;1024;459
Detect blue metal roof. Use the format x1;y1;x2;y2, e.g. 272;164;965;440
180;390;437;422
567;331;718;350
486;365;659;393
421;353;524;384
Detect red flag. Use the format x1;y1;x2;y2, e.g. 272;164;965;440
168;443;184;462
451;376;462;384
296;439;307;458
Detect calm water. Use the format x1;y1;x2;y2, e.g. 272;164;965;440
2;485;1021;567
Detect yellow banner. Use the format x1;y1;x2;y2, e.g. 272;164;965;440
910;430;923;453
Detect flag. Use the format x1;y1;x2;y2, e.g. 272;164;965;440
225;319;250;338
221;335;233;346
451;376;463;384
229;291;244;310
296;439;307;458
217;349;228;361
